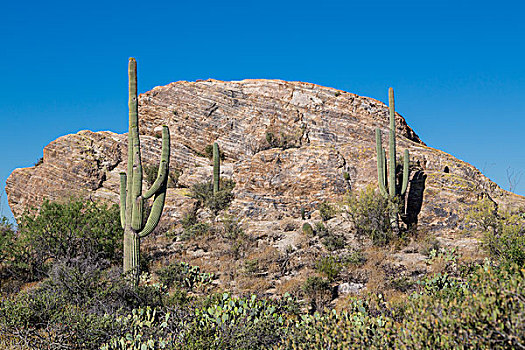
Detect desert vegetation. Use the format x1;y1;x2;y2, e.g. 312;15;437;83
0;60;523;349
0;194;523;349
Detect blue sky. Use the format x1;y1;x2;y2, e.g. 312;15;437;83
1;0;524;220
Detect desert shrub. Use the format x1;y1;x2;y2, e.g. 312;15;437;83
244;259;259;275
302;276;332;312
314;221;329;237
0;260;168;349
466;197;525;267
13;199;122;280
0;216;15;266
302;222;314;236
183;292;298;350
265;131;300;150
322;234;345;251
157;261;214;291
319;202;335;221
190;179;235;214
0;282;122;349
221;215;245;240
279;263;525;349
315;256;342;282
181;222;210;241
342;249;366;266
179;209;211;241
346;186;392;246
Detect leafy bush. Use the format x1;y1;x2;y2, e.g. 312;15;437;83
190;179;235;214
302;276;332;312
0;216;15;266
315;256;342;282
314;221;329;237
321;234;345;251
0;261;167;349
346;186;392;246
0;281;121;349
319;202;335;221
302;222;314;236
157;261;214;291
13;199;122;280
466;197;525;267
280;263;525;349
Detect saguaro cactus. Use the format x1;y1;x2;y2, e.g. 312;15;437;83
375;87;410;235
120;58;170;283
213;142;220;194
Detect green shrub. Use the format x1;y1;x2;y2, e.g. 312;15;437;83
342;249;366;266
184;292;298;349
221;215;245;240
321;234;345;251
157;262;214;291
346;186;392;246
190;179;235;214
302;222;314;236
0;283;121;349
466;197;525;267
181;222;211;241
314;221;329;237
0;216;15;266
14;199;122;280
302;276;332;312
319;202;335;221
315;256;342;282
280;263;525;349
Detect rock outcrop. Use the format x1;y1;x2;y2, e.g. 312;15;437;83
7;79;522;228
6;79;525;295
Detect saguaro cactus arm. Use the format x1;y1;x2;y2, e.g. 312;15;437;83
138;190;167;238
143;126;170;199
401;149;410;196
119;173;127;229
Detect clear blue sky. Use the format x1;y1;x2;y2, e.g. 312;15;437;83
1;0;524;220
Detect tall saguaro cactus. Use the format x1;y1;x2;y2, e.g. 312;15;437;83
375;87;410;235
120;58;170;283
213;142;220;194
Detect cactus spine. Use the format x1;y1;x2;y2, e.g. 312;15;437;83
120;58;170;284
375;87;410;235
213;142;220;194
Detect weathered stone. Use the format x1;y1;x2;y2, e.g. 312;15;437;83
338;282;364;295
5;79;525;240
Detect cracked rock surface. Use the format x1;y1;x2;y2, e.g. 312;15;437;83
6;78;524;239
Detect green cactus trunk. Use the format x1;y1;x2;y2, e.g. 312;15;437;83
213;142;220;194
120;58;170;285
375;87;410;236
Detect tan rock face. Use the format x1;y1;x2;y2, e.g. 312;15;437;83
6;79;524;238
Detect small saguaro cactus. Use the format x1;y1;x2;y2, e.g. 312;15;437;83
213;142;220;194
120;58;170;284
375;87;410;235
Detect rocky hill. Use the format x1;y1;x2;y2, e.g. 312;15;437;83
6;79;525;298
